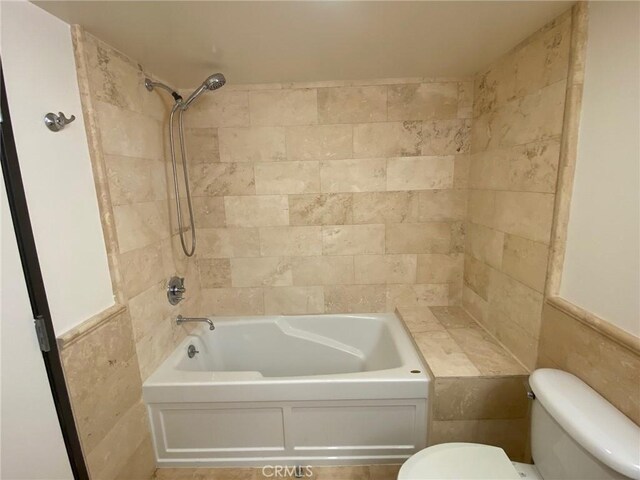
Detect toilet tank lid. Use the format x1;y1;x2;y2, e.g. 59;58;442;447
530;369;640;480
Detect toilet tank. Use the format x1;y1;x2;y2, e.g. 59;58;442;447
529;369;640;480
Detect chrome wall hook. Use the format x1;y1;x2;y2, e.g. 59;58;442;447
44;112;75;132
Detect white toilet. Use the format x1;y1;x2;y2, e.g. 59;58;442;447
399;368;640;480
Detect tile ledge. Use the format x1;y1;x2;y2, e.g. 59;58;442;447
547;296;640;355
57;304;127;350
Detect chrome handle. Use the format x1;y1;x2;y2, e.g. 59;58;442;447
44;112;76;132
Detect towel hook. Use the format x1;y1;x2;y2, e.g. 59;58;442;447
44;112;75;132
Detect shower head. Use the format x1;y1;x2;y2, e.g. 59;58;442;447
183;73;226;108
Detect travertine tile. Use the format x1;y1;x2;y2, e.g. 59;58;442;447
185;90;250;128
448;328;528;375
434;377;529;421
466;190;496;228
416;253;463;283
185;128;219;163
192;196;226;228
264;286;324;314
255;161;320;194
353;122;422;158
116;435;155;480
463;254;491;300
465;223;504;269
412;330;481;377
224;195;289;227
387;284;449;309
113;201;169;253
105;156;166;206
249;88;317;126
117;242;165;300
507;140;561;193
322;224;385;255
320;159;386;193
291;255;354;286
422;119;471;155
493;191;555;244
430;306;478;329
191;163;255;196
197;258;232;288
385;223;451;254
128;281;172;342
354;254;417;284
387;83;458;120
259;226;322;256
397;306;446;333
352;191;419;224
286;124;353;160
230;257;292;287
289;193;353;225
418;190;466;222
136;316;179;380
462;285;488;326
324;284;386;313
317;85;387;124
457;81;474;119
502;234;549;292
387;156;454;191
198;228;260;258
218;126;286;162
200;288;265;315
450;222;466;254
310;465;370;480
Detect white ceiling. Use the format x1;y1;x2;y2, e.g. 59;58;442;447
33;1;573;89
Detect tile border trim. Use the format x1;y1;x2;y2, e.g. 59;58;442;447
57;304;127;350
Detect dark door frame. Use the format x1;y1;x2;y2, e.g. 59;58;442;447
1;59;89;480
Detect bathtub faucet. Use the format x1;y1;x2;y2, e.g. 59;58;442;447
176;315;215;331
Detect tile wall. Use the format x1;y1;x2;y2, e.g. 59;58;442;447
182;78;473;315
463;11;572;369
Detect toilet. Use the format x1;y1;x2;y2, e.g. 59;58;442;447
399;369;640;480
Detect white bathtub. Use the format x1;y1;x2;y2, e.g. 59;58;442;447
143;313;430;467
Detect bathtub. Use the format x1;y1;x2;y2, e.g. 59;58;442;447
143;313;430;467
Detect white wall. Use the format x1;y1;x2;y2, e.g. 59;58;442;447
1;1;114;335
560;2;640;336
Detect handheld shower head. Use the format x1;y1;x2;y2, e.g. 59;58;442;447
183;73;226;108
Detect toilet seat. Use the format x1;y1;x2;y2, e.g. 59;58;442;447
398;443;522;479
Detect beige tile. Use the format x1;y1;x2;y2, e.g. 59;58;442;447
311;465;370;480
224;195;289;227
197;258;232;288
397;306;446;333
353;122;422;158
422;119;471;155
136;316;179;380
264;286;324;314
493;191;555;244
320;159;386;193
416;253;463;283
448;327;528;376
324;284;386;313
255;161;320;194
473;54;518;117
230;257;292;287
185;90;250;128
387;284;449;309
118;244;165;299
454;154;470;189
388;83;458;120
116;434;155;480
434;376;529;421
291;255;354;286
354;254;417;284
193;196;226;228
200;288;265;315
417;190;466;222
249;88;317;126
430;306;478;329
185;128;219;163
128;281;172;342
289;193;353;225
462;285;489;326
259;226;322;256
465;223;504;269
317;85;387;124
385;223;451;254
387;156;454;191
450;222;466;254
198;228;260;258
191;163;255;196
113;201;169;253
352;191;419;224
286;124;353;161
105;156;166;206
463;254;491;300
502;234;549;292
467;190;496;228
507;140;561;193
369;465;402;480
412;330;481;377
322;224;385;255
218;126;286;162
457;81;474;119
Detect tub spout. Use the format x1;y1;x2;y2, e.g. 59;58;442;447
176;315;215;330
